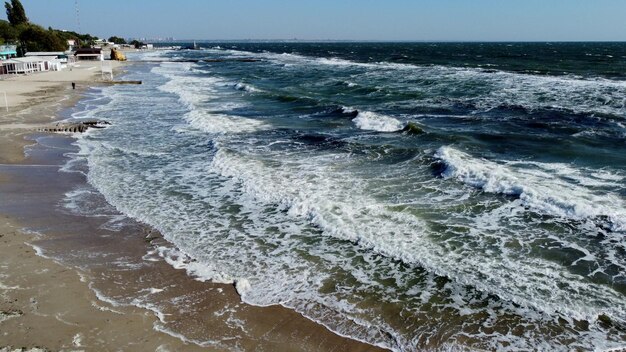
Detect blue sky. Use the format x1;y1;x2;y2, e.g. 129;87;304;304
6;0;626;41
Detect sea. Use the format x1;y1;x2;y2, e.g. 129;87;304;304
68;42;626;351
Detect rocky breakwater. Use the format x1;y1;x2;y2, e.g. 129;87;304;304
40;120;111;133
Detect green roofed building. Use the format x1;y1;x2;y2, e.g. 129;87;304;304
0;45;18;60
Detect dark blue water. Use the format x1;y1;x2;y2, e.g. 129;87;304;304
73;43;626;351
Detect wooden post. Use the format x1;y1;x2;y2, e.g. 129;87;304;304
1;91;7;113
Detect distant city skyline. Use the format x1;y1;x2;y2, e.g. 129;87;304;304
5;0;626;42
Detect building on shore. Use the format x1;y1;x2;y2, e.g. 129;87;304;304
25;51;66;61
74;48;104;61
0;56;64;75
0;45;18;60
24;52;73;66
1;57;43;74
67;40;76;52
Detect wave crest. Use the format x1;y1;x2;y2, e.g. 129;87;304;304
351;110;404;132
434;146;626;231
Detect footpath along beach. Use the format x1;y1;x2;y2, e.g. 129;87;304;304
0;58;382;351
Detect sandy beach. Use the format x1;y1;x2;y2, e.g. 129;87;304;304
0;59;123;164
0;58;383;351
0;58;200;351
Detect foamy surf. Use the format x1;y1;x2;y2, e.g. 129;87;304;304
234;82;259;93
67;46;626;351
434;146;626;231
352;110;404;132
151;62;266;135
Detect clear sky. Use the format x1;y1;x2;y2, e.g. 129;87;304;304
5;0;626;41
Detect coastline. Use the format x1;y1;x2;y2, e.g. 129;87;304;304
0;60;384;351
0;59;203;351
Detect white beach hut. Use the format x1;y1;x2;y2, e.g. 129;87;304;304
2;59;34;74
1;57;56;74
24;53;67;70
14;57;49;72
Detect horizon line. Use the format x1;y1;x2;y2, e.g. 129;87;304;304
139;39;626;43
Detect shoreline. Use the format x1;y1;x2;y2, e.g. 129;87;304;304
0;61;385;351
0;60;206;351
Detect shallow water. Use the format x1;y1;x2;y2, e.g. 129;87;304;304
69;43;625;351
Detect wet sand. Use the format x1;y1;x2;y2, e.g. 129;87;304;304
0;63;385;351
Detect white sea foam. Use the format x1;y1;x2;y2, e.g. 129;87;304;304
81;116;626;351
234;82;259;92
152;63;265;134
0;310;22;323
234;279;251;297
154;246;246;287
352;111;403;132
74;51;626;351
72;333;83;347
132;49;175;62
152;63;215;108
434;146;626;231
204;144;626;350
184;109;265;134
315;57;375;68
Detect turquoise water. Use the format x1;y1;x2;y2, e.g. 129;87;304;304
71;43;625;350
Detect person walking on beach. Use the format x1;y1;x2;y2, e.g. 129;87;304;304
72;82;75;90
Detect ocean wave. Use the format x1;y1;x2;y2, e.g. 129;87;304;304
131;49;176;62
350;110;404;132
82;120;626;351
152;63;216;108
207;145;626;332
208;47;626;119
184;110;266;134
154;245;253;296
152;62;263;134
434;146;626;231
234;82;259;93
74;49;626;351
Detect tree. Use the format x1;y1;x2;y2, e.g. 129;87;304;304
52;29;96;48
130;39;144;49
108;36;126;45
19;24;67;52
1;0;102;55
0;19;18;43
5;0;28;26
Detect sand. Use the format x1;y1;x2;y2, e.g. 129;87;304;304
0;59;202;351
0;59;122;164
0;59;123;109
0;215;209;352
0;60;385;351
